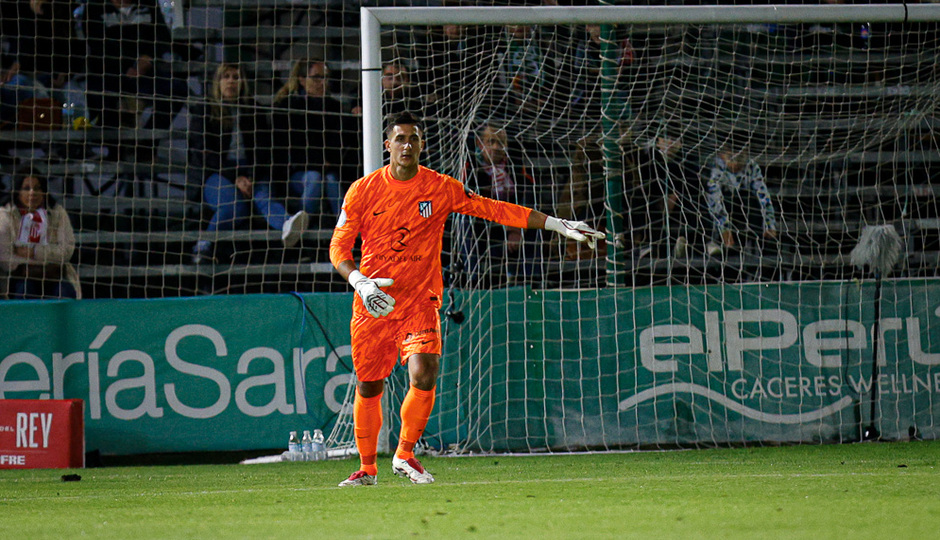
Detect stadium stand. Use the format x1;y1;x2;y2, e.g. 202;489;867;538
1;1;938;298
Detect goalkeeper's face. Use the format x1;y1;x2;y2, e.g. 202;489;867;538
385;124;424;170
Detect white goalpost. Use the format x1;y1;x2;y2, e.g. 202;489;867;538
322;4;940;455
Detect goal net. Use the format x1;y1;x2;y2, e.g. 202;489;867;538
362;4;940;453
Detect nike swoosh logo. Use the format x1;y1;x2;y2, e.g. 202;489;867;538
373;210;387;216
419;340;432;345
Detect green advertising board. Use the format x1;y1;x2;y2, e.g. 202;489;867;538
437;279;940;451
0;293;356;455
1;280;939;455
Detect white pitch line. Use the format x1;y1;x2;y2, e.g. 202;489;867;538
0;470;933;503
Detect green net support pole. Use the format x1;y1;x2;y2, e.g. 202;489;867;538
600;20;627;287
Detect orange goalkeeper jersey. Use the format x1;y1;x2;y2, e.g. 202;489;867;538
330;165;532;318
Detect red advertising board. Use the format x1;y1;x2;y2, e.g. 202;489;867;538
0;399;84;469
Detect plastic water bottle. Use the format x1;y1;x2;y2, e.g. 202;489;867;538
287;430;302;462
58;80;90;129
61;103;75;129
301;430;314;461
312;429;326;461
159;0;178;29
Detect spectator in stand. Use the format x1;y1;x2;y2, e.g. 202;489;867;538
632;126;700;259
417;19;482;119
557;134;611;261
705;143;778;256
0;171;80;300
380;62;424;121
493;24;547;118
0;0;84;128
188;63;307;264
458;122;542;287
84;0;192;131
271;59;356;224
354;62;424;121
571;23;635;121
350;61;423;165
415;17;486;169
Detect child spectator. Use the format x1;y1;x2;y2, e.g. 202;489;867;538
705;144;779;256
457;122;542;287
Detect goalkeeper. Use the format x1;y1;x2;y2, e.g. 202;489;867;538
330;112;603;486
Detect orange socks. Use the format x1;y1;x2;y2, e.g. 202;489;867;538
353;389;383;476
396;385;436;460
354;385;436;473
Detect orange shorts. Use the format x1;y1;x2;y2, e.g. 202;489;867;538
350;308;442;382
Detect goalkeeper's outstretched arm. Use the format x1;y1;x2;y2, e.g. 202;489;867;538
527;210;606;249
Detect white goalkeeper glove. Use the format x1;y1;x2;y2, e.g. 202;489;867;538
348;270;395;318
544;216;605;249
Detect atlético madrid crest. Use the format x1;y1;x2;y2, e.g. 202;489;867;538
418;200;432;218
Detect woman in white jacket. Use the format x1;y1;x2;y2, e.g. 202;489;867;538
0;172;80;299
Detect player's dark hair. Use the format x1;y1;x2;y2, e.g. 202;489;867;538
385;111;423;138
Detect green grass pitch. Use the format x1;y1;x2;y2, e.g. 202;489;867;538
1;440;938;539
